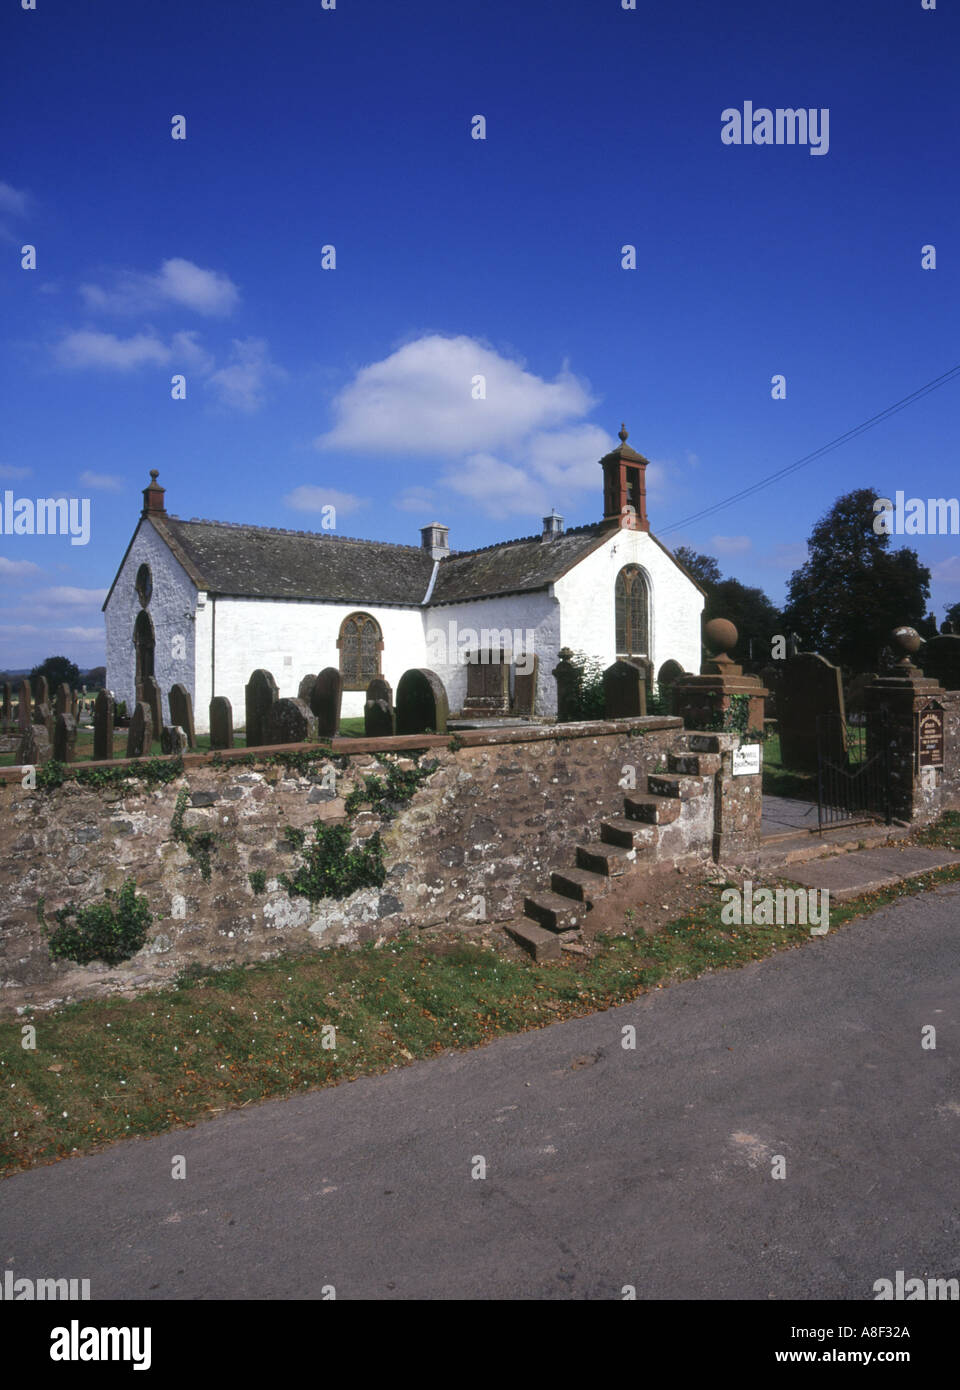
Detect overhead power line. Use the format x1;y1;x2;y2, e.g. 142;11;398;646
657;364;960;537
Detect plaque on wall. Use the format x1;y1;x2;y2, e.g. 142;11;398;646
917;702;944;768
733;743;761;776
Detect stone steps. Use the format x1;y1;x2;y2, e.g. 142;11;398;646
515;734;717;957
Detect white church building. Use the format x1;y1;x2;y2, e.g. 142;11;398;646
103;427;704;731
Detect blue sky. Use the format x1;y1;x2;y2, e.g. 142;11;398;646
2;0;958;670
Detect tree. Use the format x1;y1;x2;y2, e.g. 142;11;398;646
944;600;960;632
674;546;722;590
781;489;931;671
83;665;106;688
30;655;81;691
673;547;781;666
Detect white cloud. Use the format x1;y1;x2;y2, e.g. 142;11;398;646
0;181;29;218
316;335;595;455
710;535;753;555
206;338;283;412
395;487;439;514
79;257;240;317
0;463;32;480
932;555;960;585
32;586;107;607
56;330;172;371
283;486;367;516
79;471;124;492
0;556;41;577
440;453;551;521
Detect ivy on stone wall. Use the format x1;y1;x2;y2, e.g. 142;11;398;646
171;789;218;881
39;879;152;966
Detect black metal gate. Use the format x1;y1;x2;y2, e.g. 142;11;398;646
816;710;892;832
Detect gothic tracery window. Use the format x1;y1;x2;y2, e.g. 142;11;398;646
337;612;383;689
615;565;650;659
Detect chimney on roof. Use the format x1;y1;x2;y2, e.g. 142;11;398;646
142;470;166;518
420;522;449;560
542;509;564;540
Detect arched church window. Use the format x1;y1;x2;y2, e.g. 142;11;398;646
337;612;383;689
135;563;153;608
615;565;650;659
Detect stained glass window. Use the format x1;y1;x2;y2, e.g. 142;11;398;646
615;565;649;658
338;613;382;688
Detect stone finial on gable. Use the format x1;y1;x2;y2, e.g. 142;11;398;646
142;470;166;518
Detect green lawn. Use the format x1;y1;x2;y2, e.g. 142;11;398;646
6;812;960;1177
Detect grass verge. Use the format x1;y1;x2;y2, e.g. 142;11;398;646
3;813;960;1179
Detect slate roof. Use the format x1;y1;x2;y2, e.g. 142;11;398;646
104;510;703;611
151;516;435;605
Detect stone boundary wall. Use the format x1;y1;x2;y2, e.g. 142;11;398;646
0;717;693;1014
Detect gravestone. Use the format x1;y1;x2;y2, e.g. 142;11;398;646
209;696;234;749
161;725;189;755
603;659;647;719
778;652;846;773
126;702;153;759
396;668;448;735
310;667;343;739
462;651;510;715
0;682;10;725
918;634;960;691
37;701;55;743
512;655;539;717
140;675;164;740
53;713;78;763
17;722;51;767
33;675;49;717
93;689;114;761
55;682;72;717
17;679;31;732
169;683;196;748
297;673;318;703
552;648;581;723
244;669;278;748
265;697;318;745
366;677;392;705
364;699;395;738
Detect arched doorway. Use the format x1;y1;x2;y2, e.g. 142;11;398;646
133;610;155;687
615;565;650;660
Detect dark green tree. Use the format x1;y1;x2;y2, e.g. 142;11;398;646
943;600;960;632
781;489;931;671
705;578;783;663
673;546;722;589
30;655;81;691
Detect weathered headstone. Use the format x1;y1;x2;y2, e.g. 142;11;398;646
364;699;395;738
93;689;114;761
1;682;12;725
512;655;539;717
265;697;318;745
168;683;196;748
366;677;392;705
16;679;31;732
603;659;647;719
17;722;51;768
37;701;55;743
244;668;278;748
209;696;234;749
778;652;846;773
161;724;189;755
297;673;318;703
33;675;49;717
462;650;510;715
126;701;153;759
140;675;164;740
55;682;72;716
53;713;78;763
396;668;448;735
310;667;343;738
919;634;960;691
552;648;581;723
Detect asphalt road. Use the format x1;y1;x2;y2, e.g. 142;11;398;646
3;883;959;1300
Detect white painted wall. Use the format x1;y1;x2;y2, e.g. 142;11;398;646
553;529;703;679
202;597;428;731
104;519;198;722
423;591;561;717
